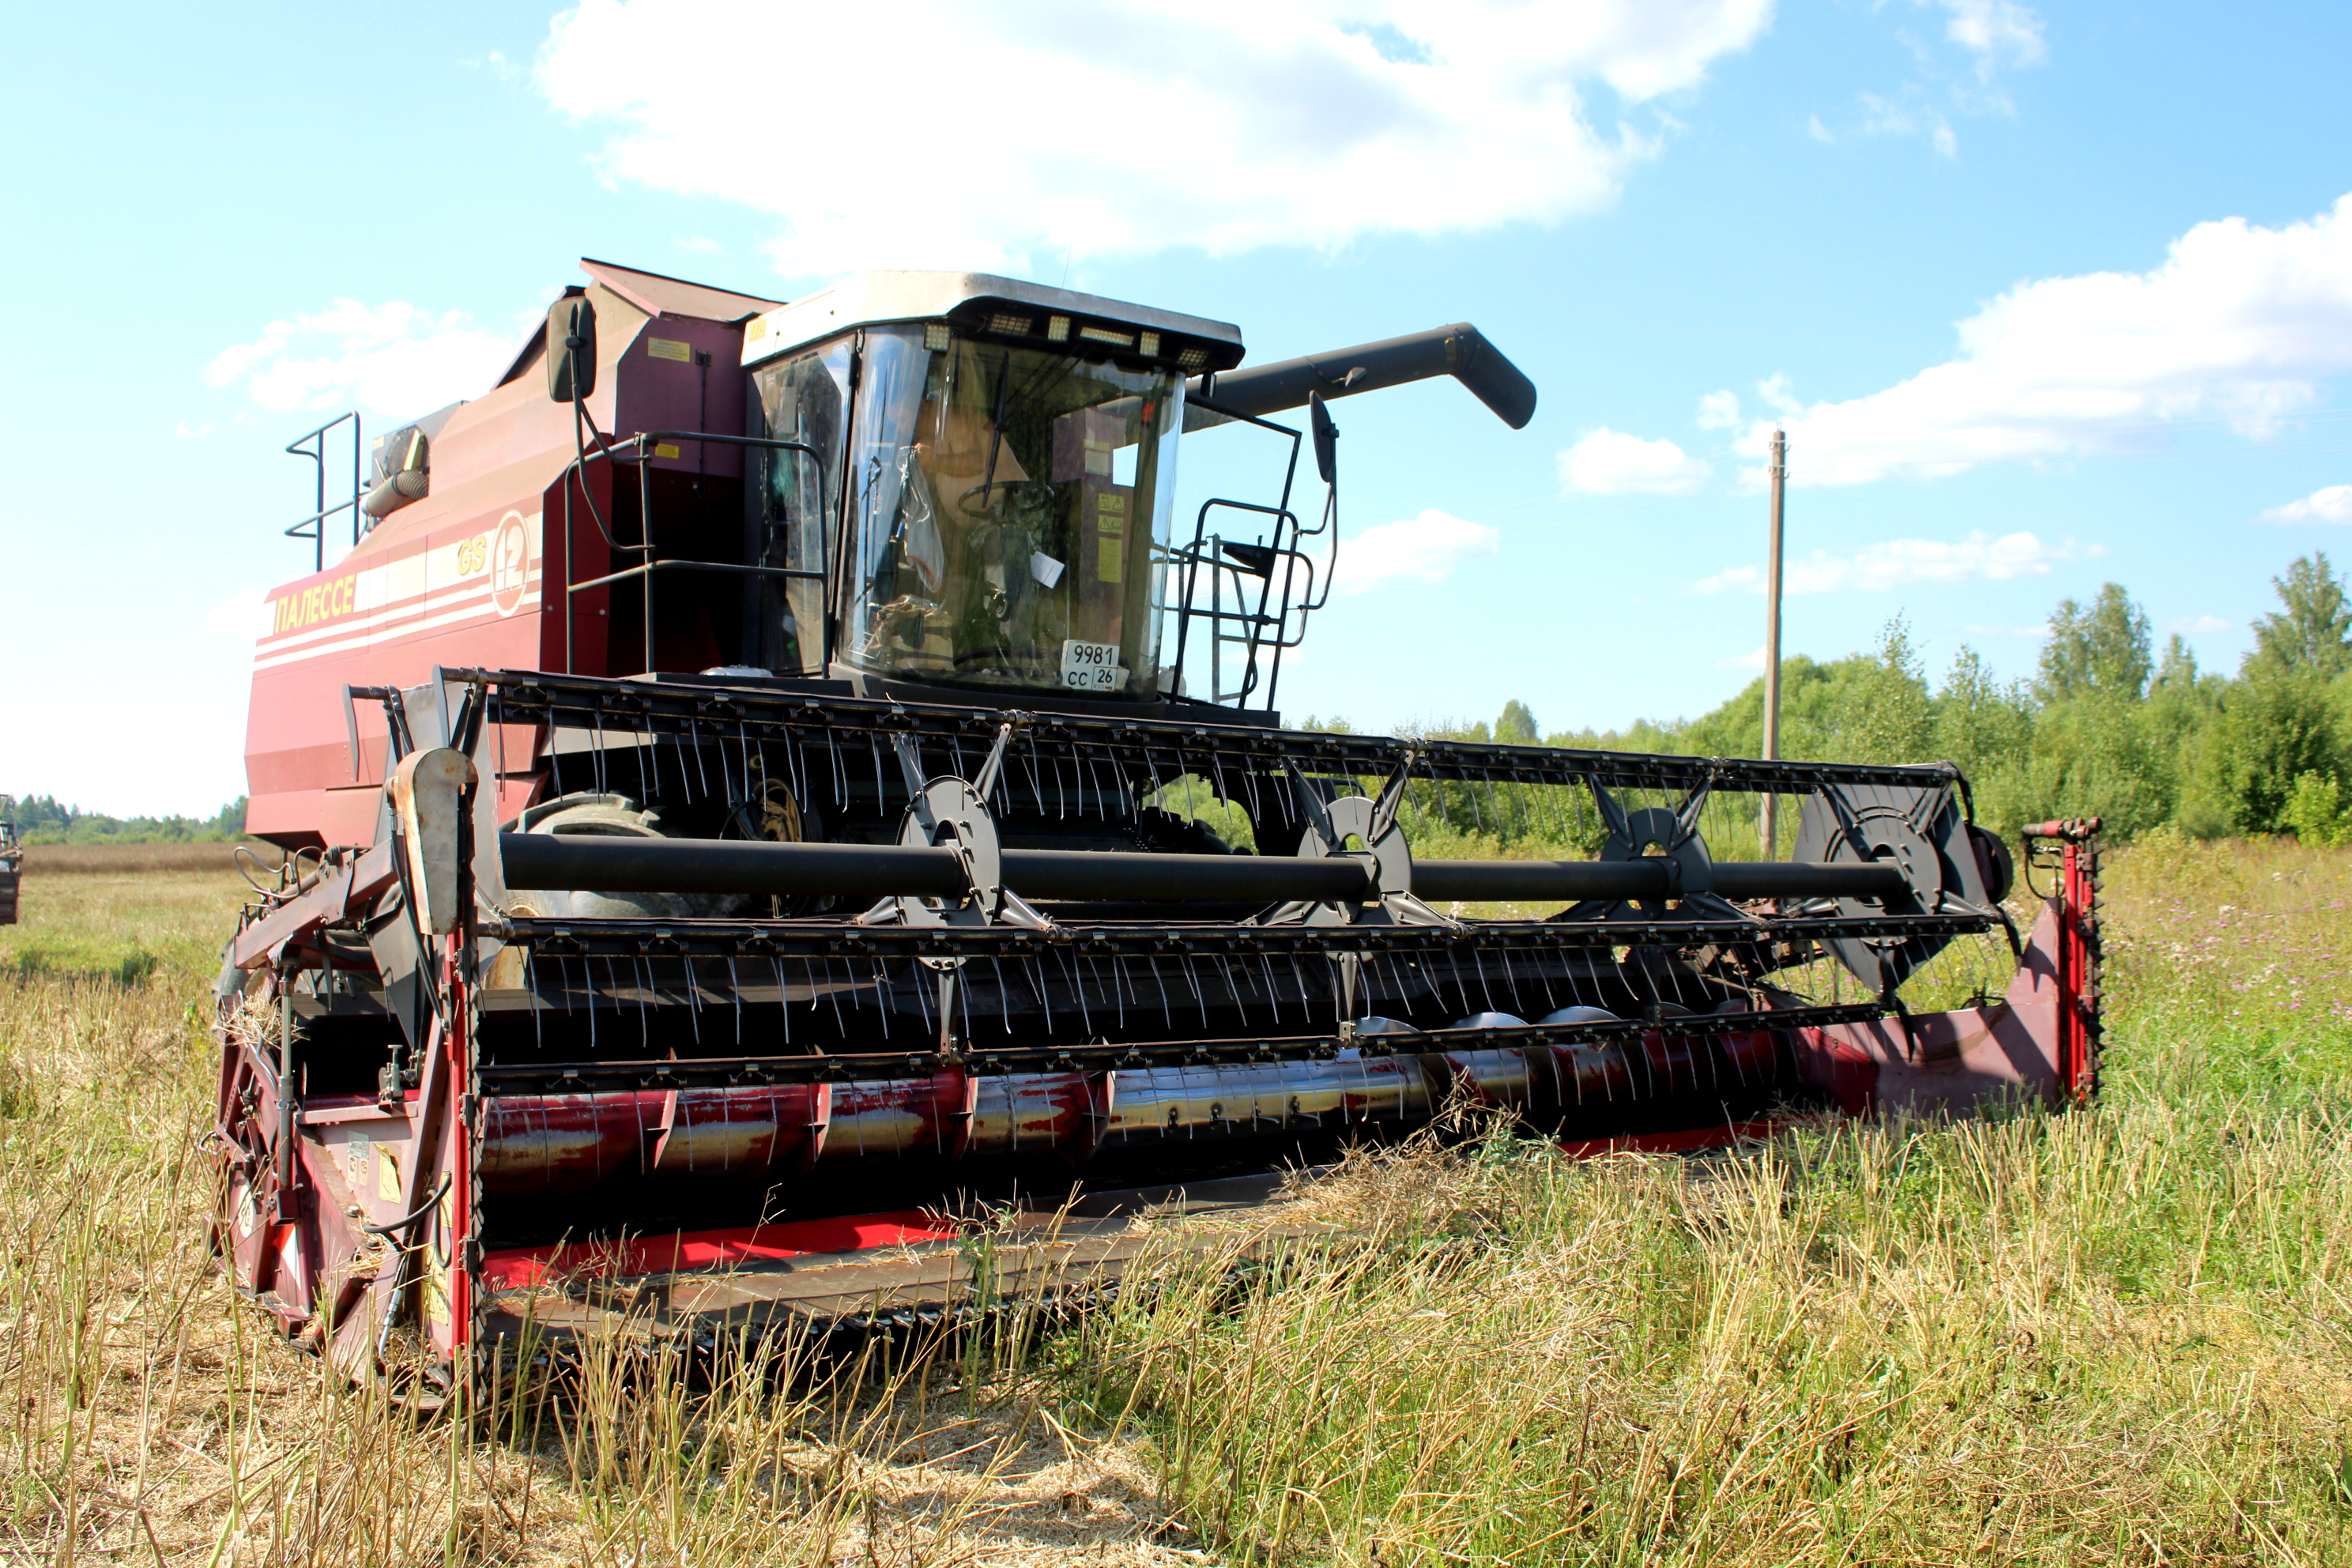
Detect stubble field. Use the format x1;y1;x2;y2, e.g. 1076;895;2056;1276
0;835;2346;1566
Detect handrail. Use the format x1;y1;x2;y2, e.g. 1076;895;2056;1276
557;430;827;677
1167;396;1308;710
285;413;362;574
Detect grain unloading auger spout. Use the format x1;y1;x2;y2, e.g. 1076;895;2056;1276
212;668;2102;1394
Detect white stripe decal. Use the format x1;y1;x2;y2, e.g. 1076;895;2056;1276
251;590;543;673
254;512;546;673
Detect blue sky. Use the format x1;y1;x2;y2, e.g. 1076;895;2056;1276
9;0;2352;814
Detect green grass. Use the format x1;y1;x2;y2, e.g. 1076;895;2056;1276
1046;836;2352;1566
0;840;2346;1563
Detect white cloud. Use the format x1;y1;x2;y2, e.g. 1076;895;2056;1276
535;0;1775;276
203;586;270;641
1755;373;1802;415
2258;483;2352;524
1717;645;1766;669
1559;428;1712;494
1936;0;2045;77
1740;194;2352;488
675;235;722;254
1819;2;2041;156
1696;390;1743;429
1858;90;1957;159
206;299;519;419
1337;508;1499;593
2169;613;2233;634
1692;530;2098;594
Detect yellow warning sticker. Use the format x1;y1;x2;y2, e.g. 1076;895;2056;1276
374;1144;400;1202
654;443;682;459
1098;539;1123;583
648;337;692;363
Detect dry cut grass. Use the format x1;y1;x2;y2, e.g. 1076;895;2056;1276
17;842;284;878
0;842;2346;1564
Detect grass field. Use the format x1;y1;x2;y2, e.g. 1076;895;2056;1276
0;836;2345;1565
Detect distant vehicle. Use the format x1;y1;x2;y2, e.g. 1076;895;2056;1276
0;819;19;925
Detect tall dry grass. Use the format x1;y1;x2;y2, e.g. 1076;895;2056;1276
0;842;2345;1563
1056;835;2352;1565
0;871;1197;1565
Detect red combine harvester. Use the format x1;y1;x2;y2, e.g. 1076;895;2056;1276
215;260;2102;1393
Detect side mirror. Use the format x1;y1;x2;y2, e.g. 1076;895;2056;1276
546;296;597;403
1310;390;1339;484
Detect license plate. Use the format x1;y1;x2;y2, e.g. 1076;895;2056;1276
1060;639;1123;692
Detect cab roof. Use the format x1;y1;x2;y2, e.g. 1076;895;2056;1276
741;271;1246;372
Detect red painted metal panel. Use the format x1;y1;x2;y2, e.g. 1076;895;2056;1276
1560;1118;1790;1159
481;1213;962;1290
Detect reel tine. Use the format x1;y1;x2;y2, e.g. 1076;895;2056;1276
872;958;895;1038
1369;749;1417;842
1056;949;1088;1037
1028;955;1053;1034
1148;957;1174;1031
1285;766;1339;850
644;707;666;800
891;733;928;799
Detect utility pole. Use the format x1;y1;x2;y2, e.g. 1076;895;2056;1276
1759;428;1787;858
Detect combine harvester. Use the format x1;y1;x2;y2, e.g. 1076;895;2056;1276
214;261;2103;1392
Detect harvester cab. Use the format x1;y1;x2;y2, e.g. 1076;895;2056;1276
214;259;2101;1396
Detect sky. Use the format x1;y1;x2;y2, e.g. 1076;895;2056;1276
9;0;2352;815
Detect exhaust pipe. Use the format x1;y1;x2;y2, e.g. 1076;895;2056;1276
1189;323;1539;430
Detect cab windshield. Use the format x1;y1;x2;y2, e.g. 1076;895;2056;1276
844;326;1181;696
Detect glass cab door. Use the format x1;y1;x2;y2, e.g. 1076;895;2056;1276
830;325;1184;699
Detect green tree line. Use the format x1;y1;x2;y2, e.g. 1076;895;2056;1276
1;794;247;845
1408;551;2352;847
